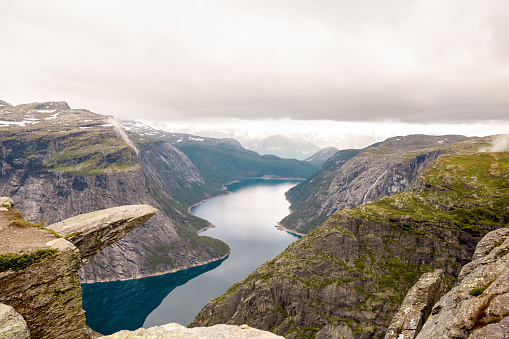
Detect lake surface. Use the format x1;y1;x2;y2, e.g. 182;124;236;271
82;178;301;335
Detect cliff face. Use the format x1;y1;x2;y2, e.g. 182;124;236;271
0;200;156;338
280;135;474;234
386;227;509;339
191;149;509;338
0;102;229;283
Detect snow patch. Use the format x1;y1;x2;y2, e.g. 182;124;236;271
37;109;56;113
44;113;59;120
0;121;27;126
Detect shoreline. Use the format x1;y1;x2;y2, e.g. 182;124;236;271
80;250;231;284
276;222;305;237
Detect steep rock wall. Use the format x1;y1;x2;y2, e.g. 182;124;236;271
280;135;474;234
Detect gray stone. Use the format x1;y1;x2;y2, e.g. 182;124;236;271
48;205;158;266
415;228;509;338
102;323;284;338
0;198;13;212
385;270;446;339
0;303;29;339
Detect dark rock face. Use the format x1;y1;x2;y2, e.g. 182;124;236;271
191;150;509;338
280;135;473;234
0;102;229;282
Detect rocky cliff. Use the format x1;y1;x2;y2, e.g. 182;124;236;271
191;145;508;338
0;101;229;282
0;199;156;338
386;227;509;339
280;135;474;234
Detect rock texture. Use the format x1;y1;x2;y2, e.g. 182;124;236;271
0;303;29;339
0;101;229;282
415;228;509;338
102;323;284;339
384;270;446;339
192;150;509;338
280;135;474;234
48;205;157;266
0;200;156;338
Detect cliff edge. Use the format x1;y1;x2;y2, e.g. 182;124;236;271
0;198;156;338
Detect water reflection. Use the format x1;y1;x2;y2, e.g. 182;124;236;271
81;258;226;335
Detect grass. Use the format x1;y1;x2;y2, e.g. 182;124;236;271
0;249;58;272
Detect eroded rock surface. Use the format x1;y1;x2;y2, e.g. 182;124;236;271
48;205;157;266
415;228;509;339
102;323;284;339
385;270;446;339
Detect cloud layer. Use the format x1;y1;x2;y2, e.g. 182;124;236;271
1;0;509;124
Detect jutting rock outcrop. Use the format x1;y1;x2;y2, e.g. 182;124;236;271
192;148;509;338
0;199;157;338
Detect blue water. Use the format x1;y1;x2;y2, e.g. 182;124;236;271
82;179;300;335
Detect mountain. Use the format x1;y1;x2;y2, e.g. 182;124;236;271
304;146;341;168
239;135;322;160
280;135;474;234
0;101;229;283
121;119;319;188
191;137;509;338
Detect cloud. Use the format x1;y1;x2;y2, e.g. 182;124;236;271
1;0;509;124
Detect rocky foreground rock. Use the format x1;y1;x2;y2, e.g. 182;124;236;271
386;227;509;339
101;323;283;339
0;200;156;338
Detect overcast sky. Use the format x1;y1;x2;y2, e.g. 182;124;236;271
1;0;509;136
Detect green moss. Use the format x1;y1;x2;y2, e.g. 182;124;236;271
0;249;58;272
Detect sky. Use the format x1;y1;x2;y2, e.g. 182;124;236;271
1;0;509;140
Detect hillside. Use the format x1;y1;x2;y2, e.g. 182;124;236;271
191;141;509;338
280;134;473;234
0;101;229;282
305;147;342;168
121;119;319;188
